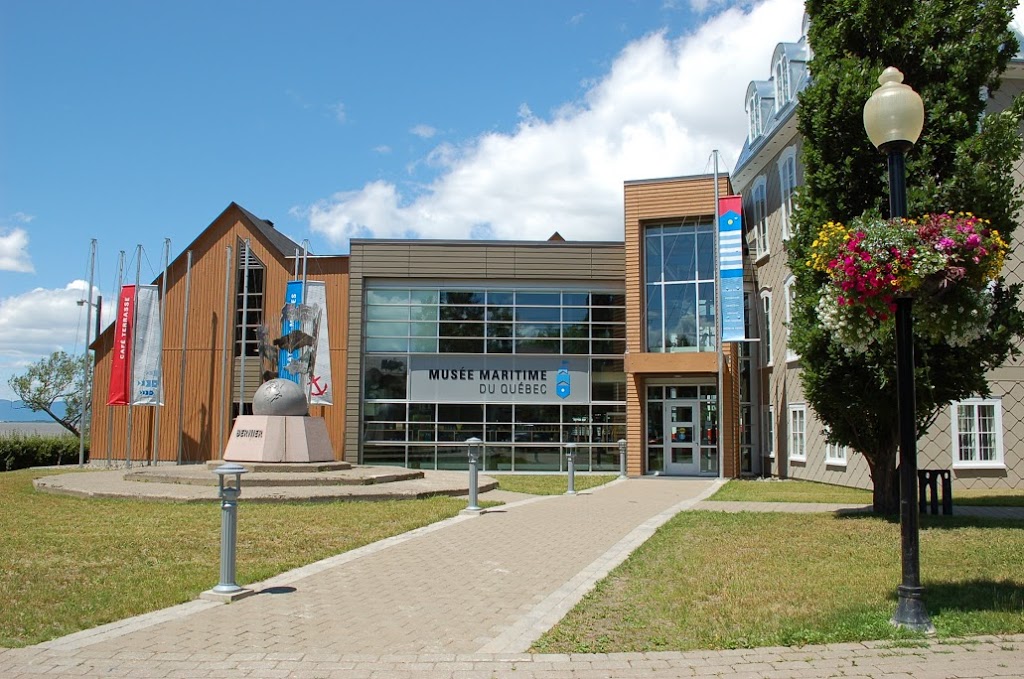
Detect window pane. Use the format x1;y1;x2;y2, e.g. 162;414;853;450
646;233;662;283
367;289;409;305
409;338;437;352
441;291;483;305
516;292;560;306
364;356;407;399
563;293;589;306
409;305;438;321
410;290;438;304
665;283;697;350
440;305;484;322
662;231;695;282
487;306;513;321
366;322;409;337
592;293;625;306
646;284;663;352
487;291;513;305
516;307;561;322
696;227;716;280
439;337;484;353
366;305;410;321
562;307;590;322
367;337;408;352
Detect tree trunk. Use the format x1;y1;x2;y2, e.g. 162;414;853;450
866;452;900;515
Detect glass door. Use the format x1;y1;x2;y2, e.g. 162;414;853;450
664;401;699;475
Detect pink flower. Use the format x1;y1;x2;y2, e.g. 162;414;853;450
936;237;956;251
965;234;981;248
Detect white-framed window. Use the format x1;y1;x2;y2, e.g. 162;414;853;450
747;92;762;142
751;178;768;260
784;275;798;361
825;441;848;466
951;398;1004;468
777;147;797;241
760;289;773;367
788;403;806;461
774;54;791;111
765;405;775;459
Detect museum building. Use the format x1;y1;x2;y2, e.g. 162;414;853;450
89;173;752;478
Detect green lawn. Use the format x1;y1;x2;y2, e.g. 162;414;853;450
0;469;474;647
496;474;618;495
534;511;1024;652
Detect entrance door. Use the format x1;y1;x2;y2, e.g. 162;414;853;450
664;401;699;475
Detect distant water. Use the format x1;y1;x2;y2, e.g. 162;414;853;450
0;422;73;437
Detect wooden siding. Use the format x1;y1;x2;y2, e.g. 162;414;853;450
89;205;350;463
345;240;626;461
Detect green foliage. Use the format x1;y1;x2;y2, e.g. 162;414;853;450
789;0;1024;511
0;433;84;471
7;351;89;437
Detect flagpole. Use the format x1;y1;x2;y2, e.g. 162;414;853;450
176;250;192;465
125;244;141;468
218;245;232;456
151;239;169;466
78;239;97;468
713;151;724;479
301;240;310;401
107;251;124;468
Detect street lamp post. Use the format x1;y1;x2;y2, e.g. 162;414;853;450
863;66;934;633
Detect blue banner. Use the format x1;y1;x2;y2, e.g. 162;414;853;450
718;196;746;343
279;280;305;383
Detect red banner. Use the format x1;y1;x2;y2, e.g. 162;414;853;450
107;285;136;405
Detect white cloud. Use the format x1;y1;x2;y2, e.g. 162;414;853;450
331;102;347;124
374;145;392;154
302;0;803;246
0;228;34;273
0;280;103;399
410;124;437;139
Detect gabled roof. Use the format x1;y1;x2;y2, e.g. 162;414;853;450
232;202;301;256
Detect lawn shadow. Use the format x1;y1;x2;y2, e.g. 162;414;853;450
914;579;1024;616
834;511;1024;530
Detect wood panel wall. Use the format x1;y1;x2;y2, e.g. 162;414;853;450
89;205;350;463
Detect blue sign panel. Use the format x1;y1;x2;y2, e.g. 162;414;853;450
718;197;746;343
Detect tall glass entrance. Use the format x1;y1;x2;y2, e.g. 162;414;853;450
646;384;719;476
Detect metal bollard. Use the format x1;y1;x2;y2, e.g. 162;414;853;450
212;463;248;595
465;437;482;512
618;438;627;478
565;442;577;495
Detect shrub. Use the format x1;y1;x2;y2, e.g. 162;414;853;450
0;433;85;471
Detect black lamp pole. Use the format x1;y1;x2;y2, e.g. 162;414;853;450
864;67;934;633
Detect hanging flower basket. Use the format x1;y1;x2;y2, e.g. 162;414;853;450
807;213;1007;353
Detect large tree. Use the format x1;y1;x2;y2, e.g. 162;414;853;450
789;0;1024;512
7;351;88;437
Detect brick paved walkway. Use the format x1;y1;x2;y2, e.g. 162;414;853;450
2;478;1022;678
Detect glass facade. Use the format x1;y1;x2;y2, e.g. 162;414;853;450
362;285;627;471
644;221;717;353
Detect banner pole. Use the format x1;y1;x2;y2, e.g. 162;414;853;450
713;151;724;479
218;245;232;456
125;244;142;468
79;239;96;467
177;250;192;465
151;239;169;465
107;251;124;468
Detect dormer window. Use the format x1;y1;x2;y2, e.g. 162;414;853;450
747;93;763;142
774;54;791;110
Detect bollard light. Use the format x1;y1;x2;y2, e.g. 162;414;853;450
864;66;933;634
207;462;253;600
464;437;482;513
617;439;627;478
565;442;577;495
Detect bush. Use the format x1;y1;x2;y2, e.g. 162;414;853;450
0;433;85;471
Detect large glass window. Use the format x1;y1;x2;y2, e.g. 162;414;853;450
362;284;626;472
233;247;264;358
645;221;717;353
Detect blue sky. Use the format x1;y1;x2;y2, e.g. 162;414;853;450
0;0;823;399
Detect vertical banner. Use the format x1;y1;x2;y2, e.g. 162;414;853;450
718;195;746;342
278;280;305;384
107;285;136;405
304;281;333;405
131;285;163;405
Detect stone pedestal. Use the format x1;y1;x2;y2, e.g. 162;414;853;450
223;415;334;463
